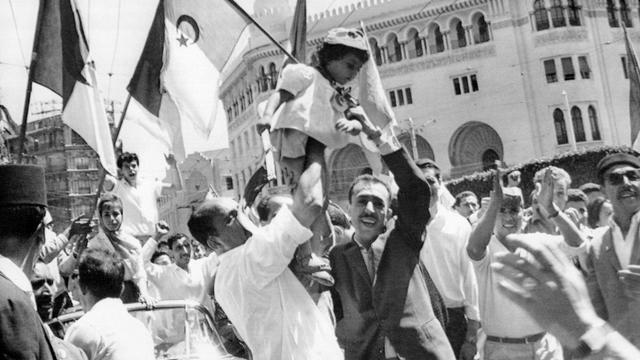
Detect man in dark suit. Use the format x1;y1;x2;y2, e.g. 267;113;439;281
586;153;640;348
329;113;455;360
0;164;57;360
0;164;86;360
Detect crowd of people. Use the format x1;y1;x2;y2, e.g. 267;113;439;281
3;26;640;360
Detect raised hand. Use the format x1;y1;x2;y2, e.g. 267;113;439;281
335;118;362;136
344;106;381;139
154;221;170;241
69;215;95;237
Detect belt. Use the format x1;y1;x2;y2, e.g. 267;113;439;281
486;332;546;344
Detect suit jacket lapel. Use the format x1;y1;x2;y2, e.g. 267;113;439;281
629;223;640;266
344;244;372;287
603;228;622;271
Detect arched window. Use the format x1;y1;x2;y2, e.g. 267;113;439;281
259;66;268;92
369;38;383;65
567;0;581;26
473;14;490;43
269;63;278;90
450;19;466;49
607;0;619;27
554;108;568;144
429;24;445;53
620;0;633;27
550;0;566;27
406;29;424;58
588;105;602;141
571;106;586;142
534;0;550;31
386;33;402;62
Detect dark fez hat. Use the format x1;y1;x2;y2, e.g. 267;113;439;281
0;164;47;207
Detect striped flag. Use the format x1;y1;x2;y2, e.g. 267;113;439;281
31;0;117;175
127;0;253;158
624;26;640;151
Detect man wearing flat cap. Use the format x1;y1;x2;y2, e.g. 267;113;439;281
0;164;86;360
584;152;640;348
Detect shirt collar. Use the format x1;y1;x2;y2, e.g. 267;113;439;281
0;253;32;293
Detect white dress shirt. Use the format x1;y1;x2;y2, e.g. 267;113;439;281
111;178;163;237
421;205;480;321
215;205;343;360
0;254;35;307
65;298;155;360
610;211;640;269
143;240;219;303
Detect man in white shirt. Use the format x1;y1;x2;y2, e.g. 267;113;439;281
65;248;155;360
104;152;182;241
466;168;563;360
142;231;218;304
585;153;640;347
416;159;480;360
187;139;342;360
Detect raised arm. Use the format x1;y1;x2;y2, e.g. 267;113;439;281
467;168;503;260
535;168;587;247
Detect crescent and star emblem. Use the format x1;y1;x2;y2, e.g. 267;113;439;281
176;15;200;47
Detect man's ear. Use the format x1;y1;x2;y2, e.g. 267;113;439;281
385;207;393;220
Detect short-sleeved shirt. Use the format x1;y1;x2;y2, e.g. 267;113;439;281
111;179;163;237
471;236;545;337
272;64;352;150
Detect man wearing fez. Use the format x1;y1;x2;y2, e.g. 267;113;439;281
0;164;85;360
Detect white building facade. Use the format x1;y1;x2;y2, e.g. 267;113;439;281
220;0;640;201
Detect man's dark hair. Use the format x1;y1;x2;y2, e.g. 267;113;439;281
0;205;46;240
587;196;608;229
454;191;477;207
347;174;392;204
78;248;124;299
256;196;272;222
327;201;350;229
117;152;139;169
150;251;170;264
98;193;123;216
167;233;188;249
579;182;601;195
567;188;588;204
188;203;219;246
316;43;369;69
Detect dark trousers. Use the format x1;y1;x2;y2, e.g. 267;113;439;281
445;307;468;358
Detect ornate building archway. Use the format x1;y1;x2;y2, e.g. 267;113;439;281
448;121;503;177
328;144;369;200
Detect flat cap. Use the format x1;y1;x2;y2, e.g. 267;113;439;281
324;28;368;51
597;153;640;179
0;164;47;207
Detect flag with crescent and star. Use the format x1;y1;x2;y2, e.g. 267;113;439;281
31;0;117;175
128;0;253;157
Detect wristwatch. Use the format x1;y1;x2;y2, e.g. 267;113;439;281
573;320;614;358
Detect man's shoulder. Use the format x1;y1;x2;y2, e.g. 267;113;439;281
0;276;31;303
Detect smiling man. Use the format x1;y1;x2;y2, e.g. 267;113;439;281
466;169;563;360
585;153;640;348
329;128;454;359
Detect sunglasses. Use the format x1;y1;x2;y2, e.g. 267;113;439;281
607;169;640;185
31;278;55;288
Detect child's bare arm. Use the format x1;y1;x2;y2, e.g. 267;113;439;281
256;89;295;134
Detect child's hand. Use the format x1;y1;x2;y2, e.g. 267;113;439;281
335;118;362;136
256;116;272;134
345;106;381;139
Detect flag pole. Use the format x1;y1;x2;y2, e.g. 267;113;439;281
17;0;47;163
225;0;299;64
88;94;132;216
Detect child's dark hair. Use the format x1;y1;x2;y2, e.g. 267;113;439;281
316;43;369;69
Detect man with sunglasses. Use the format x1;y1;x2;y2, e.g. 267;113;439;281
585;153;640;348
187;138;342;360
